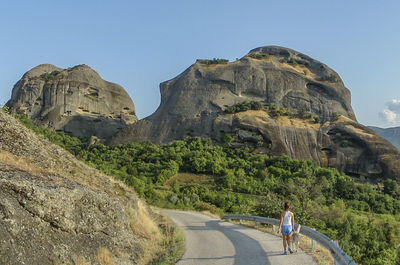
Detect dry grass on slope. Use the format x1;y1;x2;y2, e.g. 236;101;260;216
0;111;163;264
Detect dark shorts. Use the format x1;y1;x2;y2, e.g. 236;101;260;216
282;225;292;235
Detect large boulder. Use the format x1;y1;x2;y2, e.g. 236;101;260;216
0;110;160;264
111;46;400;181
7;64;137;139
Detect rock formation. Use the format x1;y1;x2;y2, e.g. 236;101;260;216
0;110;160;264
7;64;137;139
111;46;400;181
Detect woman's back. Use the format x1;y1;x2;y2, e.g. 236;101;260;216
282;211;292;226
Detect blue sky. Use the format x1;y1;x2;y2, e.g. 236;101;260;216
1;0;399;127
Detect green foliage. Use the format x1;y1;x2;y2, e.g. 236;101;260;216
15;113;89;155
224;101;263;114
247;53;269;59
297;108;314;119
287;58;310;67
39;70;60;81
1;105;10;114
313;116;321;123
332;132;354;148
266;104;291;117
316;74;339;83
197;58;229;65
383;179;400;197
220;133;234;146
224;102;318;123
148;214;185;265
310;202;400;265
14;114;400;265
332;112;340;121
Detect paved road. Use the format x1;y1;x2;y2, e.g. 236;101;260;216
163;210;316;265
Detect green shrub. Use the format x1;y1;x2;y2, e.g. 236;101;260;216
287;58;310;67
39;70;60;81
297;108;314;119
332;112;340;121
224;101;264;114
248;53;269;59
1;105;10;114
197;58;229;65
316;74;339;83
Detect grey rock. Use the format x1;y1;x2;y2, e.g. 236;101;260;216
0;111;160;264
110;46;400;181
111;45;356;144
7;64;137;139
214;111;400;181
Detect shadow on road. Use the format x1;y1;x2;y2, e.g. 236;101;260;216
184;220;272;265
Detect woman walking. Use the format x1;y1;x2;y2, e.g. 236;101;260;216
278;202;295;255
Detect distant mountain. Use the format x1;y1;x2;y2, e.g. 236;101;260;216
369;126;400;150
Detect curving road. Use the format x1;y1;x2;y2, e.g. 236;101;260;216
163;210;316;265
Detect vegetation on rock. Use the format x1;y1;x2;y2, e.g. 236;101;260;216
39;70;60;81
224;101;320;122
197;58;229;65
247;53;270;59
316;74;339;83
287;57;310;67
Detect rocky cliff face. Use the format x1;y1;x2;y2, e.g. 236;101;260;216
7;64;137;139
111;46;400;181
0;110;160;264
369;126;400;151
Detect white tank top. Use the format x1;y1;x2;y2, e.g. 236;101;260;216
283;211;292;226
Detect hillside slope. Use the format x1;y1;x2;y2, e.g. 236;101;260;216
0;110;159;264
370;126;400;150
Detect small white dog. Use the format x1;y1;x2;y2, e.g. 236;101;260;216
291;224;301;252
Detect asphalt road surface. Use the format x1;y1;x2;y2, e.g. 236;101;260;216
163;210;317;265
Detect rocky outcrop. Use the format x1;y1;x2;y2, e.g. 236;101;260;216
7;64;137;139
0;111;160;264
111;46;400;181
369;126;400;151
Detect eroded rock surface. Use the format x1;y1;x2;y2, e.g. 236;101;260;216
0;111;160;264
7;64;137;139
111;46;400;181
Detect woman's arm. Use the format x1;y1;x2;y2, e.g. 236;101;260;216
278;212;283;233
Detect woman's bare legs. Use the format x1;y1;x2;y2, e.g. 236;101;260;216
286;235;292;252
282;235;287;250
